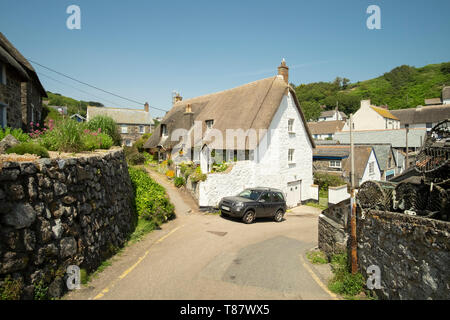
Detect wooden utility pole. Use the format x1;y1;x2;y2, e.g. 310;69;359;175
350;114;358;274
405;124;409;169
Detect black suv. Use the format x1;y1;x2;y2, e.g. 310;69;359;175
218;188;287;224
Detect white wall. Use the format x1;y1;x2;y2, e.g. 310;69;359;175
359;150;381;185
310;184;319;201
342;100;399;131
328;185;350;205
197;91;314;207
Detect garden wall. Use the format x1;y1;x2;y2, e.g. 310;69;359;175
0;148;136;299
356;209;450;300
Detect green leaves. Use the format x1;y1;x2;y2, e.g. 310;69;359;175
128;167;175;224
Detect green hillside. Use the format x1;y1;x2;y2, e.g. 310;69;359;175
42;91;104;120
294;62;450;121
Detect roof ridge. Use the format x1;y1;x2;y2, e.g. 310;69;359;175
173;76;280;105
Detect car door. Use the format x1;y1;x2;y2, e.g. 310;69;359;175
257;192;272;217
269;192;283;216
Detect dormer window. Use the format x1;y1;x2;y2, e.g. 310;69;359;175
161;124;168;137
206;120;214;129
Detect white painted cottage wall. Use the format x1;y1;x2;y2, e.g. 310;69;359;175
198;91;314;207
359;150;381;185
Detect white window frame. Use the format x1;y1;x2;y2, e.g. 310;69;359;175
288;119;294;132
121;125;128;134
288;149;295;163
161;124;168;137
0;102;7;128
30;103;35;123
139;125;145;134
329;160;341;168
369;162;375;174
125;139;132;147
206;119;214;129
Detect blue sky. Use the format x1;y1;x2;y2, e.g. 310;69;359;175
1;0;449;117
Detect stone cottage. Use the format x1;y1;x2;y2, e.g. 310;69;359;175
0;32;47;130
145;60;317;207
87;104;155;146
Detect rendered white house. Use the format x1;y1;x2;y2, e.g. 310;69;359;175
342;100;400;131
145;60;316;208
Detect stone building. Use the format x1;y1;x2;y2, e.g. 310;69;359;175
0;32;47;130
87;104;155;146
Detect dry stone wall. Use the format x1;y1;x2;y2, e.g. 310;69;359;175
0;148;136;299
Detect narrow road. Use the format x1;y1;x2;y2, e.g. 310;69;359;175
65;168;333;300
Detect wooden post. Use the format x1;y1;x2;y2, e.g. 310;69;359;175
405;124;409;169
350;114;358;274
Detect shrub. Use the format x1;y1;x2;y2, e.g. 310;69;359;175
6;142;50;158
39;118;84;152
211;162;228;173
0;127;30;143
328;253;365;298
0;276;23;300
82;131;113;151
128;167;175;224
86;115;121;145
133;133;152;152
174;176;185;188
128;152;146;165
190;166;207;183
165;170;175;178
314;172;346;191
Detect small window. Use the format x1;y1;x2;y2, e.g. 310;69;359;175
388;157;392;168
273;192;285;202
139;125;145;133
0;62;5;85
0;103;7;128
206;120;214;129
245;150;250;160
161;124;168;137
369;162;375;174
121;125;128;134
329;160;341;168
426;122;432;129
288;149;294;162
30;104;35;123
288;119;294;132
125;139;132;147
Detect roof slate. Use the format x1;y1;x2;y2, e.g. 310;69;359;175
87;106;154;125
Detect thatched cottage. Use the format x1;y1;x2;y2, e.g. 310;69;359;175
145;60;316;208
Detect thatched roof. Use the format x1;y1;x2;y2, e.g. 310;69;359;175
0;32;47;96
308;120;345;135
145;75;315;150
391;105;450;125
87;106;154;125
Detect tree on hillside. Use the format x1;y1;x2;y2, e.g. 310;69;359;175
300;101;322;121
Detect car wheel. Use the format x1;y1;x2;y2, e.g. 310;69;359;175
242;210;256;224
274;209;284;222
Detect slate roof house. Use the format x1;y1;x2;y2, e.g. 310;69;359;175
87;103;154;146
342;99;400;131
391;105;450;131
308;120;345;140
317;107;347;122
0;32;46;129
145;60;316;208
313;145;381;187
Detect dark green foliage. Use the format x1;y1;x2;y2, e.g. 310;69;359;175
294;61;450;117
45;91;104;118
128;152;146;165
0;127;31;143
128;167;175;224
7;142;50;158
314;172;346;191
328;253;365;297
133;133;152;152
86;115;122;146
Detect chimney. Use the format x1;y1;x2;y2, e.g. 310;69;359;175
361;100;371;109
277;59;289;84
184;103;194;128
173;93;183;104
144;102;149;112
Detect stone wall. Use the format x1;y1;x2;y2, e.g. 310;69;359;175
0;64;23;129
318;199;350;258
119;124;152;146
356;209;450;300
21;81;43;128
0;148;136;299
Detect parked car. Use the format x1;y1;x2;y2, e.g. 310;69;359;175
218;188;287;224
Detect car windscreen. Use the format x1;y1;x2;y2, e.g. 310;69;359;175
238;189;262;200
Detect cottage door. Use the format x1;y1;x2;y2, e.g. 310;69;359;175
286;180;302;207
